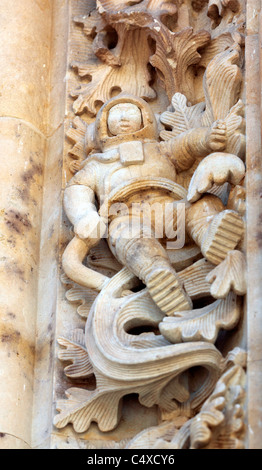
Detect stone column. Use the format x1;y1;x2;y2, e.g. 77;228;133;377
246;0;262;450
31;1;69;449
0;0;53;449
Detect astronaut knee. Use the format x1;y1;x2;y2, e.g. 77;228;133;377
108;215;171;280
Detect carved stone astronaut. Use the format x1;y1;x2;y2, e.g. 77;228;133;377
63;94;244;316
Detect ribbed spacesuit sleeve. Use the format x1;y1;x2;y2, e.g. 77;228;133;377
159;127;210;172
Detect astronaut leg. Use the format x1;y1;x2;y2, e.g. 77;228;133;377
186;194;244;265
108;215;192;315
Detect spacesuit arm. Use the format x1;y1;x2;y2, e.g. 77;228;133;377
159;127;211;173
64;162;106;240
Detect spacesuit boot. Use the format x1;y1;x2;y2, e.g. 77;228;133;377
186;194;245;265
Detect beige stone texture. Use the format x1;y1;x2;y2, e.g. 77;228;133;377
31;1;69;449
49;0;70;136
30;126;65;449
0;0;51;134
0;120;45;446
245;0;262;450
0;433;31;449
0;0;68;449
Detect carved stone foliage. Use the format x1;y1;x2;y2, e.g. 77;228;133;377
69;0;245;120
54;0;247;447
126;347;246;449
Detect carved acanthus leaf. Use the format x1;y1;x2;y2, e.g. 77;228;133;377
197;33;235;69
54;386;124;433
70;1;215;114
207;0;241;29
57;329;93;378
61;273;98;318
223;100;246;158
149;27;211;103
159;292;241;344
206;250;247;298
97;0;178;22
161;96;245;164
190;350;246;449
74;9;106;39
160;93;205;140
71;25;156;115
66;117;87;160
97;0;145;12
125;348;246;449
70;0;244;116
127;420;180;449
98;1;212;102
160;42;245;157
66;117;88;173
201;43;243;126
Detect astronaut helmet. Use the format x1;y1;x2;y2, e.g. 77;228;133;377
94;93;159;151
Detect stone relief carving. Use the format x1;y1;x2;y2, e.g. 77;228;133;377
54;0;246;447
126;347;246;449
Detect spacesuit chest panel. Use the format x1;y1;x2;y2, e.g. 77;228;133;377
119;141;144;166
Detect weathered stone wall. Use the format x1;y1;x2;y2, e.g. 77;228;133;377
245;0;262;450
0;0;52;448
0;0;261;450
0;0;68;449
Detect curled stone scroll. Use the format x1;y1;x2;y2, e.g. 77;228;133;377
54;0;246;448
